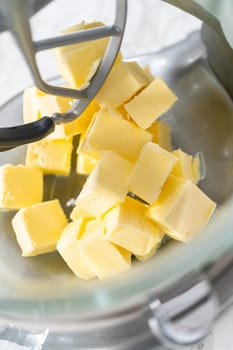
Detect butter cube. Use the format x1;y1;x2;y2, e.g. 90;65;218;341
55;22;109;89
76;131;100;175
0;164;43;209
104;197;162;256
96;61;151;108
23;86;45;123
57;219;96;280
23;86;73;139
37;94;72;118
105;104;125;119
78;108;153;163
76;152;99;175
172;149;200;184
147;121;172;151
146;176;216;242
12;199;68;256
124;78;177;129
62;99;99;136
71;151;133;219
26;138;73;176
24;85;99;138
135;246;158;261
192;154;201;183
117;106;131;121
80;219;131;280
143;65;155;82
38;93;74;139
39;95;99;137
61;21;89;34
129;143;177;204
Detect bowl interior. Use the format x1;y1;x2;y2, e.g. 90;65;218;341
0;32;233;322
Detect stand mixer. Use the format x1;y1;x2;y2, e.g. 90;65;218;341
0;1;232;349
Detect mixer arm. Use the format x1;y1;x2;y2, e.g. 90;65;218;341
0;0;127;150
0;117;55;151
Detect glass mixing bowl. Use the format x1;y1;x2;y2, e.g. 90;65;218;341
0;1;233;349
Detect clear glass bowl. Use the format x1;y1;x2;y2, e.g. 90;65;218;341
0;1;233;348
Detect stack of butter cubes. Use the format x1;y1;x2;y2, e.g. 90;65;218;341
0;22;216;280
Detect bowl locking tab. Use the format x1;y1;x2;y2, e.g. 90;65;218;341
148;273;219;347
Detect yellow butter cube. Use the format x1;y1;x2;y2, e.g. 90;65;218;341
96;61;151;108
172;149;200;184
26;138;73;176
78;108;153;163
38;93;74;140
117;106;132;121
146;176;216;242
60;22;121;65
55;22;110;89
63;99;100;136
135;246;159;261
76;131;100;175
124;78;177;129
23;86;73;139
104;197;162;256
147;121;172;151
143;65;155;82
129;143;177;204
0;164;43;209
24;85;99;138
39;95;99;137
104;104;124;119
23;86;45;123
80;219;131;280
37;94;72;118
102;103;132;123
71;151;133;220
57;219;96;280
12;199;68;256
102;103;130;121
76;152;99;175
60;21;89;34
